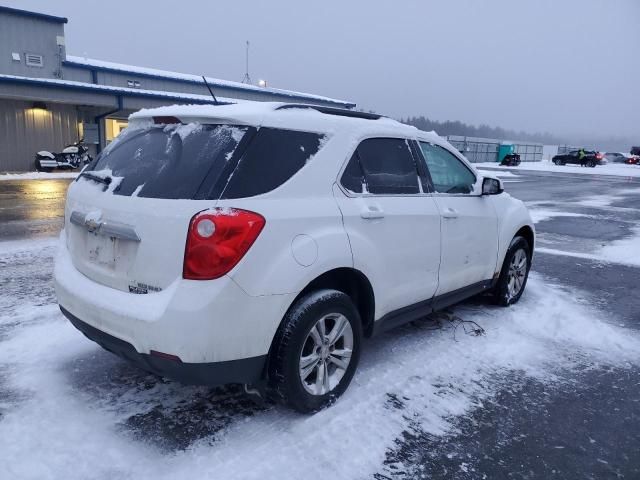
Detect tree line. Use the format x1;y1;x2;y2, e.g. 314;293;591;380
401;116;563;145
399;116;635;152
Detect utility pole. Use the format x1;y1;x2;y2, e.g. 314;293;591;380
241;41;252;84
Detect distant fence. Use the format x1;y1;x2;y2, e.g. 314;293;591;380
557;145;580;155
446;135;543;163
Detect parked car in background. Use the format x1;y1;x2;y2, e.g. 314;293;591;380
552;150;604;167
500;153;521;166
604;152;639;165
54;102;535;413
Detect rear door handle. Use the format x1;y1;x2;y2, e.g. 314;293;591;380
442;208;459;219
360;206;385;219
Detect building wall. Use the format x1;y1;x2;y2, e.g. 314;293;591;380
0;8;355;171
0;12;65;79
0;99;92;171
61;65;92;83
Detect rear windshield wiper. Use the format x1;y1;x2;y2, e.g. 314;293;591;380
77;171;112;189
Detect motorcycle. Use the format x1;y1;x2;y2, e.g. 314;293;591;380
35;140;93;172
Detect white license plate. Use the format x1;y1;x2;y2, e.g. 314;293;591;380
86;233;117;268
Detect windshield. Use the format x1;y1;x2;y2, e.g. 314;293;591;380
84;123;248;199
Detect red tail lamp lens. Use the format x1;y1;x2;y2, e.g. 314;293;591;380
183;208;265;280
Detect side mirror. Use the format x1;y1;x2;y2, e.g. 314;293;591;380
482;177;503;195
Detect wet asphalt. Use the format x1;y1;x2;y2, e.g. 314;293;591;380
1;166;639;479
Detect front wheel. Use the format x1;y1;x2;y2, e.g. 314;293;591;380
268;290;362;413
493;236;531;306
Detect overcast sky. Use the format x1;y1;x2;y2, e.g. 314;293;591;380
6;0;640;138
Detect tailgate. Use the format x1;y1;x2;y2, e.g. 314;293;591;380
65;179;213;293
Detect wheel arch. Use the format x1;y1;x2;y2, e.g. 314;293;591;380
270;267;376;349
294;267;376;337
514;224;535;257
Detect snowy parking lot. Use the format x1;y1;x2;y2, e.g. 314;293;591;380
1;170;640;479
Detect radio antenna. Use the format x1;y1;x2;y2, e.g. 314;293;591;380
241;41;252;84
202;76;219;105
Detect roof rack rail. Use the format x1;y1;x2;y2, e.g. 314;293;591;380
276;104;382;120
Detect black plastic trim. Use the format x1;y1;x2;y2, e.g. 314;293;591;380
372;279;494;336
276;104;380;119
60;306;267;386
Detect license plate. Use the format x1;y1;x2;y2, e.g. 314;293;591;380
86;233;117;268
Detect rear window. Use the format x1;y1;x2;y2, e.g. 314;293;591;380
83;123;326;200
86;123;248;199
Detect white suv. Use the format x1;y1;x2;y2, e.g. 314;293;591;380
55;102;534;412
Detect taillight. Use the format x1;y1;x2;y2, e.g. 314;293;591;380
596;153;603;159
183;208;265;280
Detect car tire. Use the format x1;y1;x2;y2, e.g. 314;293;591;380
493;236;531;306
268;289;362;413
588;160;596;168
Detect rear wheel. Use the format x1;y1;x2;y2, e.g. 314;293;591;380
587;160;596;168
493;236;531;306
268;289;362;413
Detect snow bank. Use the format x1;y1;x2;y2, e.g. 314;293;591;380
0;171;79;181
486;170;520;178
597;226;640;267
477;160;640;178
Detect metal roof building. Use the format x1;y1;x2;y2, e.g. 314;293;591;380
0;5;355;172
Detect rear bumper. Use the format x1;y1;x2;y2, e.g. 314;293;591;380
61;306;266;386
54;232;296;364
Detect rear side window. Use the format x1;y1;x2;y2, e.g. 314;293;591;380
86;123;247;199
220;128;326;199
419;142;476;194
341;138;420;195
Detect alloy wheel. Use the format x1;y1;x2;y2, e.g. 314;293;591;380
299;313;354;395
507;248;528;300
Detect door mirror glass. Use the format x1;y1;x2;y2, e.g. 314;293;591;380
482;177;503;195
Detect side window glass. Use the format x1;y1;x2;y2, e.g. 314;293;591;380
419;142;476;194
355;138;420;195
340;152;366;194
221;127;326;199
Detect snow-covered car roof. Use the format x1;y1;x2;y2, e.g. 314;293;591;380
129;102;440;143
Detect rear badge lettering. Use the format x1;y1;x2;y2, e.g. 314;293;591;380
128;282;161;294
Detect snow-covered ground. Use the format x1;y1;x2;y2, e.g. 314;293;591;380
476;160;640;177
1;239;639;480
536;226;640;268
526;187;640;267
0;171;79;181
